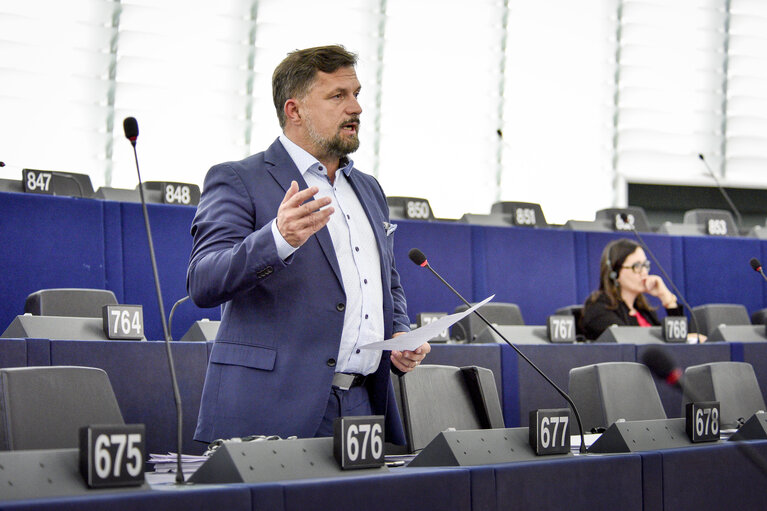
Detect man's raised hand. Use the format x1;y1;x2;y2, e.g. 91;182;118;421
276;181;334;247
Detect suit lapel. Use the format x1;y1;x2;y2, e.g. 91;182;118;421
264;139;343;287
347;170;386;274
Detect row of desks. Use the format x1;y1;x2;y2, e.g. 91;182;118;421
3;439;766;510
2;339;767;457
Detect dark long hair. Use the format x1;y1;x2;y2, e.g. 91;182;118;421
586;238;653;311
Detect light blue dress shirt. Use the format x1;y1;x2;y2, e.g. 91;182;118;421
270;134;384;375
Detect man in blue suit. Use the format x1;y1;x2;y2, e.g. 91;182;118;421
188;45;430;444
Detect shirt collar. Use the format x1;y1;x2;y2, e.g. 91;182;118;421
279;134;354;178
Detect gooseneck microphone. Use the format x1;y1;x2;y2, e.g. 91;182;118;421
123;117;185;483
750;258;767;284
408;248;588;453
620;214;702;342
698;153;743;232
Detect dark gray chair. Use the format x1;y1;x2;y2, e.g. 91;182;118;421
691;303;750;337
682;362;766;429
751;308;767;326
451;302;524;342
398;364;504;453
0;366;124;450
569;362;666;434
24;288;118;318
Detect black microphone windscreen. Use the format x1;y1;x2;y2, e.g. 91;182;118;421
641;346;677;380
123;117;139;140
620;213;629;223
698;153;705;160
408;248;427;266
751;258;762;272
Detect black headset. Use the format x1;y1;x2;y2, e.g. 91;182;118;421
606;244;618;283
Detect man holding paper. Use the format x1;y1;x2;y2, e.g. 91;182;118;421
188;45;429;443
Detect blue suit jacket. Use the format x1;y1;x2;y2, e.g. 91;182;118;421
188;138;409;444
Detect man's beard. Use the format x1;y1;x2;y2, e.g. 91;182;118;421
305;116;360;159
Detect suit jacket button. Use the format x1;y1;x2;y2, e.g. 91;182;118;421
336;303;345;312
327;358;336;367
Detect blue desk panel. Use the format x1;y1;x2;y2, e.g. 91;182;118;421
43;340;208;456
501;343;635;427
652;441;767;510
392;220;474;324
0;484;252;511
0;193;109;335
634;343;732;418
492;454;643;511
271;467;471;511
0;338;28;368
117;202;220;341
473;226;578;325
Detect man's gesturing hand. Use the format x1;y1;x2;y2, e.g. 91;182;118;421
277;181;334;248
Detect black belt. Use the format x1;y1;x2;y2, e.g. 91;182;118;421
332;372;367;390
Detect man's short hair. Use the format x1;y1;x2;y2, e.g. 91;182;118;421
272;45;358;128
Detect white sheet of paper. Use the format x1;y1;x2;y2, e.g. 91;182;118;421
359;295;495;352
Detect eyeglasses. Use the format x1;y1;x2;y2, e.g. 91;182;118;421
621;260;651;273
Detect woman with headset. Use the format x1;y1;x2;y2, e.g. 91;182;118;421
581;238;685;341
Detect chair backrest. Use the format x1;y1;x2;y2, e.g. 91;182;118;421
751;308;767;326
691;303;750;336
451;302;524;342
682;362;766;429
0;366;124;450
568;362;666;434
398;364;504;453
24;288;118;318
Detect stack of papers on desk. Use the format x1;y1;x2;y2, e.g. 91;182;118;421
149;453;208;474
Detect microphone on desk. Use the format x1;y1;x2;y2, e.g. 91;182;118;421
698;153;743;233
407;248;588;453
123;117;185;483
620;214;702;343
750;258;767;284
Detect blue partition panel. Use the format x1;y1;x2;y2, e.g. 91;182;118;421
574;231;678;314
392;220;474;323
0;193;109;334
473;227;578;325
118;202;219;341
635;343;732;418
423;344;503;410
492;454;643;511
47;340;208;455
0;338;27;368
501;344;634;427
276;467;471;511
682;236;764;314
651;441;767;510
736;342;767;403
0;484;252;511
